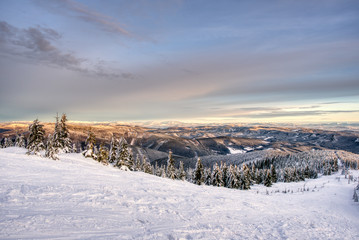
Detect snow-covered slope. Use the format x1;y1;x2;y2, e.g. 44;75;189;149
1;147;358;239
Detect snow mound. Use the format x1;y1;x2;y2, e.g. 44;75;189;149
1;147;359;239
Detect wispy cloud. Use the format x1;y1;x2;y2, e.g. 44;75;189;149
0;21;84;69
0;21;132;79
36;0;131;37
230;110;359;119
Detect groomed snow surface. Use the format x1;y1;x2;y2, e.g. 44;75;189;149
1;147;358;240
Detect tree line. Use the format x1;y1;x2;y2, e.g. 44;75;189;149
1;115;358;191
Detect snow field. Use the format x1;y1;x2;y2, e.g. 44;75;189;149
0;147;358;239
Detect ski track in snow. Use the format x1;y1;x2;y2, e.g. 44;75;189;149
0;147;359;239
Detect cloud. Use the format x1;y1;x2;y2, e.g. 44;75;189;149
230;110;359;119
36;0;130;37
0;21;133;79
0;21;84;69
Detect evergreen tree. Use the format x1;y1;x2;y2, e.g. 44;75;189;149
128;149;135;170
97;143;109;165
166;150;176;179
211;163;224;187
193;157;204;185
178;161;186;181
72;143;77;153
45;134;59;160
135;154;142;171
256;169;264;184
4;137;13;148
142;156;152;174
303;165;310;179
264;169;272;187
332;159;339;172
251;164;256;184
15;134;26;148
270;164;277;183
115;138;133;170
221;162;229;187
52;114;62;151
228;165;240;189
284;167;292;182
241;164;251;190
59;113;72;153
27;119;45;155
83;130;96;159
108;135;118;164
204;168;212;185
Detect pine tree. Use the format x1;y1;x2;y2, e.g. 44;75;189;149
83;130;96;159
115;138;133;170
251;164;256;184
27;119;45;155
166;150;176;179
97;143;109;165
193;157;204;185
45;134;59;160
72;143;77;153
4;137;13;148
221;162;229;187
211;162;224;187
135;154;141;171
304;165;310;179
204;168;212;185
227;165;240;189
332;159;339;172
15;134;26;148
178;161;186;181
242;164;251;190
270;164;277;183
59;113;72;153
52;114;62;150
108;135;119;164
128;149;135;170
284;167;292;182
256;169;263;184
264;169;272;187
142;156;152;174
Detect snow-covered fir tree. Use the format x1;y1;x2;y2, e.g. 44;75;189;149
204;168;212;185
227;165;238;189
264;169;272;187
97;143;109;165
27;119;45;155
115;138;133;170
108;135;119;164
166;150;176;179
83;130;96;159
135;154;141;171
59;113;72;153
142;156;152;174
241;164;251;190
178;161;186;181
270;164;277;183
211;162;224;187
193;157;204;185
4;137;13;148
15;134;26;148
45;134;59;160
220;162;229;187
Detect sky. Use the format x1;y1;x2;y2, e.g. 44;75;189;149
0;0;359;124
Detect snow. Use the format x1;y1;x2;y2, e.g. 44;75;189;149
244;147;254;151
227;146;246;154
1;147;359;239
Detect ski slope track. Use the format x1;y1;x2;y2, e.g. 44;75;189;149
0;147;358;239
